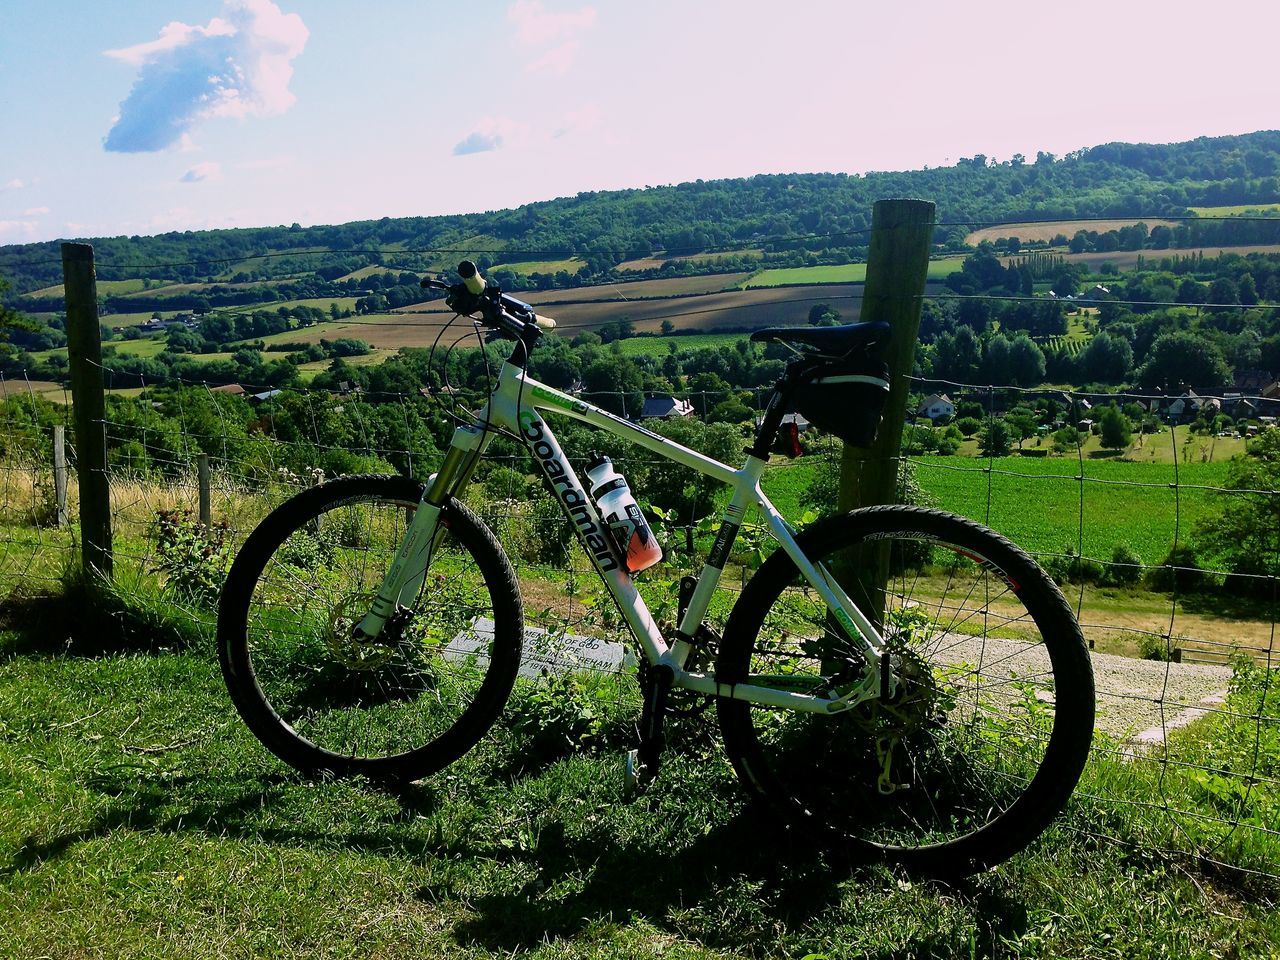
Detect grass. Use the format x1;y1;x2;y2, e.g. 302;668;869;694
0;458;1277;954
0;593;1277;957
744;258;964;288
490;258;586;276
25;278;168;299
224;296;361;315
1189;203;1280;216
611;333;747;357
764;453;1233;565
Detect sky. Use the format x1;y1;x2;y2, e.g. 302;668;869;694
1;0;1279;246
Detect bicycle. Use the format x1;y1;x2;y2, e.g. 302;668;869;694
218;262;1095;876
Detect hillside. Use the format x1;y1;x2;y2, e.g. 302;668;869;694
4;130;1280;297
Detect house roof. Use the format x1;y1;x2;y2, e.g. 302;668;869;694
210;383;245;395
641;396;693;418
916;393;953;413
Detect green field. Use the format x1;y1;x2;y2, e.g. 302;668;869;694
1189;202;1280;216
26;278;168;299
761;454;1233;566
745;257;965;288
224;296;361;315
490;257;586;276
612;332;746;356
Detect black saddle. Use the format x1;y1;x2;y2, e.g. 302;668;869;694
750;321;891;359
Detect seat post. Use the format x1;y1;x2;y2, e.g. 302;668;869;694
748;362;808;460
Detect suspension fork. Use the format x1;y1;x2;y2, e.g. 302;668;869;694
353;423;489;640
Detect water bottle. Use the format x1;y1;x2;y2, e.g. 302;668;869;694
585;454;663;573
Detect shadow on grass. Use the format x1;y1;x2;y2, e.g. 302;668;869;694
1;770;445;884
441;806;1033;957
0;575;210;659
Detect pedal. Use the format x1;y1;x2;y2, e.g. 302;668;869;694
623;748;646;797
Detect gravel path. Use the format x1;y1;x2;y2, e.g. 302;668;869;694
932;633;1231;744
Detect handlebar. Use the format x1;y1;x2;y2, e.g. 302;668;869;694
420;260;556;340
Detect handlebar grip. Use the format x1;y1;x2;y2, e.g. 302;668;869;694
533;314;556;330
457;260;486;296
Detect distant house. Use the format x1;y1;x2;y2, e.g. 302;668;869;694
250;389;283;403
210;383;245;396
1233;370;1277;394
916;393;955;421
641;396;694;419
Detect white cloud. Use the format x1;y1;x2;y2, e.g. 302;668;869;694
22;207;51;216
507;1;594;72
453;131;504;156
181;161;223;182
103;0;308;153
0;220;39;240
452;117;530;157
2;179;24;191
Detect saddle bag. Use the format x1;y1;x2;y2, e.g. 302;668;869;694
790;357;891;447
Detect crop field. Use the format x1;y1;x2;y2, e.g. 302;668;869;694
1189;203;1280;216
224;296;361;315
616;248;763;271
294;348;399;380
745;258;965;287
965;219;1178;246
761;453;1231;566
613;332;747;356
489;257;585;276
334;265;402;282
24;278;165;299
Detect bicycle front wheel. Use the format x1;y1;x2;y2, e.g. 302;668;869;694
716;506;1094;875
218;475;523;781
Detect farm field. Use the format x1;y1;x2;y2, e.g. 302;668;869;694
613;332;746;356
294;348;399;381
1189;203;1280;216
966;218;1178;245
1000;243;1280;273
761;453;1232;567
489;257;585;276
745;257;965;287
25;278;168;299
224;296;360;315
616;248;763;271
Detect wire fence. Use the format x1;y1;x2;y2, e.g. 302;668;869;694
1;249;1279;884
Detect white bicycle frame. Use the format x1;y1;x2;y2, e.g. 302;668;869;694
356;355;889;715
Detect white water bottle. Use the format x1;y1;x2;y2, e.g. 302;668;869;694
585;454;663;573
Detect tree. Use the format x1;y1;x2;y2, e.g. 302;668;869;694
954;416;982;437
807;303;841;326
1097;405;1132;451
1137;332;1231;391
1195;430;1280;594
660;319;676;335
978;419;1012;456
1052;425;1081;455
1078;331;1133;384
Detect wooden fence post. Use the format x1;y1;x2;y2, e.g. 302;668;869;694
52;425;68;527
837;199;936;628
62;242;113;579
198;454;211;526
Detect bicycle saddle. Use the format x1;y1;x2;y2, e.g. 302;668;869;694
749;321;891;358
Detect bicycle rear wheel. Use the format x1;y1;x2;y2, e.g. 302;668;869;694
218;475;523;781
716;506;1094;875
